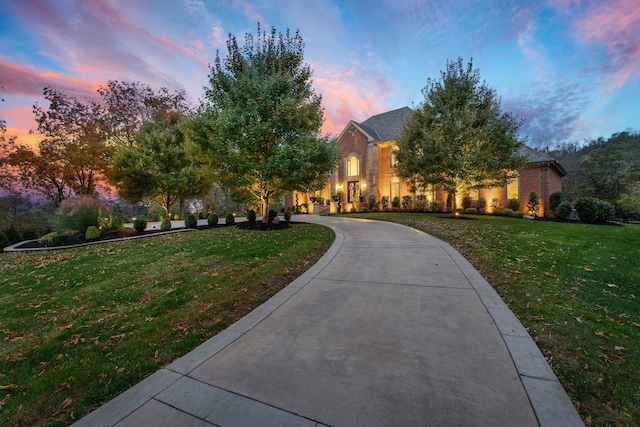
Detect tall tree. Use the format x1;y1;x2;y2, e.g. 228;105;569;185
396;58;525;212
189;24;338;217
112;112;212;217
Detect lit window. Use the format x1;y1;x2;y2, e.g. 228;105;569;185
390;146;399;168
507;178;519;200
347;155;359;177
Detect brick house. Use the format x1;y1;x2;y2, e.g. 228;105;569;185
289;107;566;217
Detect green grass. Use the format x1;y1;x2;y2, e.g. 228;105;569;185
0;224;334;426
344;212;639;426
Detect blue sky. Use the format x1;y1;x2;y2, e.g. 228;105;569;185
0;0;638;148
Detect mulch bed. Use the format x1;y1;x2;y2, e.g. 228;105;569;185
236;221;292;231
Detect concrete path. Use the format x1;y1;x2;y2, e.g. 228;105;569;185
72;216;583;427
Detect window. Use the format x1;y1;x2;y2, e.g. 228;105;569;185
507;178;519;200
390;146;399;168
390;177;400;201
347;154;359;177
348;181;360;203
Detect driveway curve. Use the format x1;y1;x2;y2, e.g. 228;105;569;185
73;216;582;427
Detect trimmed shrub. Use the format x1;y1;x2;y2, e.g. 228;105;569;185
160;218;172;231
173;213;180;220
391;196;400;208
284;210;292;221
462;195;472;210
367;195;377;210
185;213;198;228
207;213;219;226
431;200;445;212
527;192;540;217
198;211;205;219
56;196;104;233
574;196;599;223
415;199;428;212
548;191;565;218
225;213;235;224
155;214;164;222
507;198;520;212
39;231;72;245
556;201;572;220
268;209;277;223
464;208;477;214
247;209;257;223
503;208;514;217
133;215;148;232
513;211;526;218
402;195;412;211
493;208;504;216
360;206;370;213
596;200;615;222
85;226;100;240
476;197;487;214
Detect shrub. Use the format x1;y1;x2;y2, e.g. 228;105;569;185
284;210;292;221
185;213;198;228
527;192;539;217
268;209;277;223
225;213;235;224
0;233;10;249
56;196;104;233
402;195;412;211
502;208;514;217
464;208;477;214
39;231;72;245
198;211;205;219
556;201;573;219
3;225;22;244
431;200;445;212
548;191;565;218
133;215;148;232
596;200;615;222
22;229;38;240
493;208;504;216
360;206;370;213
98;208;125;231
574;196;600;223
207;213;219;227
513;211;525;218
247;209;257;223
507;198;520;212
367;195;377;210
85;226;100;240
391;196;400;208
462;195;472;210
415;199;428;212
155;214;164;222
173;213;180;220
380;197;389;209
161;218;172;231
476;197;487;214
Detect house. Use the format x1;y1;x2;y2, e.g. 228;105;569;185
288;107;566;217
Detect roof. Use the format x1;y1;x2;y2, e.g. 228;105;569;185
519;145;567;176
357;106;413;142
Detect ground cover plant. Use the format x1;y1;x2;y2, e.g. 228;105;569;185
346;212;638;426
0;223;334;426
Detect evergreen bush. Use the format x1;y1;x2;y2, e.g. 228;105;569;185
476;197;487;214
574;196;599;223
513;211;525;218
507;198;520;211
431;200;445;212
133;215;148;232
503;208;514;217
22;229;38;240
462;195;472;210
284;210;292;221
556;201;572;219
268;209;277;223
247;209;257;223
3;225;22;244
527;192;539;217
464;208;477;214
596;200;615;222
367;195;377;210
225;213;235;224
85;226;100;240
402;195;412;211
161;218;172;231
207;213;219;227
185;213;198;228
0;232;10;249
548;191;565;218
415;199;428;212
391;197;400;208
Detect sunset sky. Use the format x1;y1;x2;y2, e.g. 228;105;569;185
1;0;638;148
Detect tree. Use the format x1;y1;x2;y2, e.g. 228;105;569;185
396;58;526;212
112;112;212;217
189;24;337;217
0;86;18;190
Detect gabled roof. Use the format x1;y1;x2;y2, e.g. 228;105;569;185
359;106;413;142
519;145;567;176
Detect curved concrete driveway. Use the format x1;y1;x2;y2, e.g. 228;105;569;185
73;216;582;427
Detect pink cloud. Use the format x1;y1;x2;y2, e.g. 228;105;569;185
234;0;263;22
573;0;640;90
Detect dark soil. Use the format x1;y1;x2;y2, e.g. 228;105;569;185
236;220;292;231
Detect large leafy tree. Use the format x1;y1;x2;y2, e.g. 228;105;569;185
396;58;525;211
190;24;338;217
112;112;212;217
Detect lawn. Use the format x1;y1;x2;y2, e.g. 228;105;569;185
0;223;335;427
345;212;639;426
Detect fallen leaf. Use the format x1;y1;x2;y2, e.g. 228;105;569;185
594;331;609;339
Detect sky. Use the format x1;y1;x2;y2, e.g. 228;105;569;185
0;0;639;149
